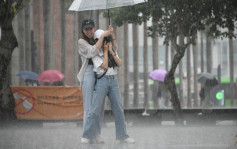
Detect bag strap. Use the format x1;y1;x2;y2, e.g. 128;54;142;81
94;69;108;90
97;69;107;79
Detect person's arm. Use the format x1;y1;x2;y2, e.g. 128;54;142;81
78;39;98;58
108;42;122;67
96;30;112;51
78;29;112;58
99;42;109;70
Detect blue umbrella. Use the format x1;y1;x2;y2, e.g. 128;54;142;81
17;71;38;80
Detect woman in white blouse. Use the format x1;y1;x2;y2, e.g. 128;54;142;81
77;19;113;144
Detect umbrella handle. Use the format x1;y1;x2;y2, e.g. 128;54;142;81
108;9;110;25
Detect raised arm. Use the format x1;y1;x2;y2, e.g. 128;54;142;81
99;42;109;70
78;39;98;58
96;30;112;50
78;29;112;58
108;42;122;67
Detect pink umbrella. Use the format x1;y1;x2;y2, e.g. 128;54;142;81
37;70;65;83
149;69;167;82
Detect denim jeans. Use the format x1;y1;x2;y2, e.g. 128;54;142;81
81;65;104;135
82;75;129;140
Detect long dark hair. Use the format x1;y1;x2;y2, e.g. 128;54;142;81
82;31;96;45
81;19;96;45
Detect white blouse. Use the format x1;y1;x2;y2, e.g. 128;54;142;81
77;39;99;84
92;49;119;76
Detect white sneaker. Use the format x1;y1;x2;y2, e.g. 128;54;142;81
81;138;90;144
94;135;104;143
121;137;135;144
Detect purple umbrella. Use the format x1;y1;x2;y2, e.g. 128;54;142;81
149;69;167;82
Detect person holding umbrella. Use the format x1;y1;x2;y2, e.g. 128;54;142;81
197;73;219;107
81;29;135;144
199;78;218;107
77;19;114;143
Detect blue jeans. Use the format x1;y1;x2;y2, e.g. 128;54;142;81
82;75;129;140
81;65;104;134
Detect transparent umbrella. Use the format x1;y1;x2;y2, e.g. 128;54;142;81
68;0;145;24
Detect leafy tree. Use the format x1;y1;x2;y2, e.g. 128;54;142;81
109;0;237;124
0;0;28;121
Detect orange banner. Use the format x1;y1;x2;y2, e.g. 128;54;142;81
11;86;84;120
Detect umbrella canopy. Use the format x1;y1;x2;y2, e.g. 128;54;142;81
69;0;145;11
149;69;167;82
196;72;217;85
37;70;65;83
17;71;38;80
68;0;145;24
205;78;218;87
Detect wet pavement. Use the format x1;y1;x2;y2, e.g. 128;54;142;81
0;120;236;149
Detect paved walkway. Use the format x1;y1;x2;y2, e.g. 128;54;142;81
0;121;236;149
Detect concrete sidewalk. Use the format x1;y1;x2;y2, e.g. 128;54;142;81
0;121;236;149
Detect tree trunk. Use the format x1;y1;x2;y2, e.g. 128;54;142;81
152;22;159;108
116;26;125;106
17;10;25;85
178;36;184;107
78;12;86;71
32;0;41;74
192;39;199;107
60;0;66;77
143;22;149;109
132;24;139;108
186;42;191;108
123;22;129;108
200;31;204;72
0;23;17;120
165;44;169;71
25;2;31;71
229;37;234;106
164;39;185;124
73;12;79;85
10;16;20;85
171;42;175;61
206;30;212;73
43;0;53;70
